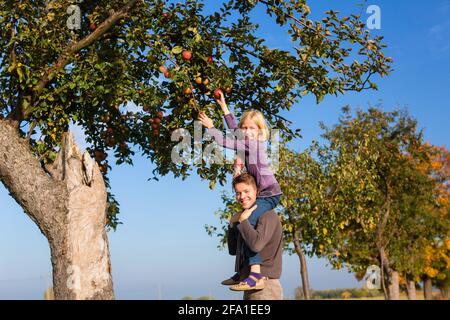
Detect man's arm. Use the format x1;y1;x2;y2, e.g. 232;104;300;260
237;213;276;253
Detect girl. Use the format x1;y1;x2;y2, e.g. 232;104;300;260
198;91;282;291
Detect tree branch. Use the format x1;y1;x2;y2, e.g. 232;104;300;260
25;0;141;119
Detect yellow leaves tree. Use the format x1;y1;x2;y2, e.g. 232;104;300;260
417;145;450;299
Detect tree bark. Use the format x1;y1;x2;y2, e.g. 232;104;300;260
378;245;400;300
0;119;114;299
405;276;417;300
388;270;400;300
378;246;389;299
292;229;311;300
439;287;449;300
423;277;433;300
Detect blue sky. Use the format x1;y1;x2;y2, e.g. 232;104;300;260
1;1;449;299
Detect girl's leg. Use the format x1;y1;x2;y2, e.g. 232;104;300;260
247;195;281;266
250;264;261;273
230;195;281;291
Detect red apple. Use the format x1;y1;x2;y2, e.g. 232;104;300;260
207;56;213;64
159;65;167;73
153;117;161;124
90;23;97;31
182;50;192;61
164;71;172;78
157;111;164;119
213;88;223;99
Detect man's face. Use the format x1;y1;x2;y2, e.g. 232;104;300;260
234;182;257;209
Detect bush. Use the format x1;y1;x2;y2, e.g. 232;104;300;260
341;291;352;299
295;287;383;299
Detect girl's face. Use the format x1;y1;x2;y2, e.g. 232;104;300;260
240;117;259;140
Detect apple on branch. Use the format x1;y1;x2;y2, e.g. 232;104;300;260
182;50;192;61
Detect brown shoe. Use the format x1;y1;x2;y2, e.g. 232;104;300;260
221;273;240;286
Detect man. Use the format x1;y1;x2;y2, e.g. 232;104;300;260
226;173;284;300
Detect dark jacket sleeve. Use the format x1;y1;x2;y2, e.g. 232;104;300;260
227;224;239;256
237;214;275;253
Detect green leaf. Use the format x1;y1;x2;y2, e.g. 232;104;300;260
172;46;183;54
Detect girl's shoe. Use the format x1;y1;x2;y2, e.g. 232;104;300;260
221;273;241;285
230;272;265;291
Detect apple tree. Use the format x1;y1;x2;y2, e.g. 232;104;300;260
0;0;392;299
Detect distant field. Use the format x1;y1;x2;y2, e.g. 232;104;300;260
330;291;443;300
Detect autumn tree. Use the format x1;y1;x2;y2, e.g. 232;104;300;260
415;145;449;300
316;106;444;300
0;0;391;299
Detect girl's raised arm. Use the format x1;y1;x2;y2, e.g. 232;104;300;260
214;90;230;115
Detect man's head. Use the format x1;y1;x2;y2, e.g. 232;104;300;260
233;173;257;209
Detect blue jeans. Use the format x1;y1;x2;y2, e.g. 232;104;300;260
244;195;281;266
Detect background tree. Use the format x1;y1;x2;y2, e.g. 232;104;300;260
416;145;450;299
317;106;444;300
0;0;392;299
276;144;328;300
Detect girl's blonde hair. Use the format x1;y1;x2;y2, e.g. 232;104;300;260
238;110;270;141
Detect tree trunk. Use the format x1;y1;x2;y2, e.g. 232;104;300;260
439;288;449;300
378;245;400;300
378;246;389;299
423;277;433;300
292;230;311;300
405;276;417;300
0;119;114;299
388;270;400;300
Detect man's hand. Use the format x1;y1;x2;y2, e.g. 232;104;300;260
198;111;214;129
239;205;258;223
229;212;241;224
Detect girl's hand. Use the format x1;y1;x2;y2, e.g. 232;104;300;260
233;156;245;178
239;205;257;223
198;112;214;129
214;91;230;115
233;166;242;179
